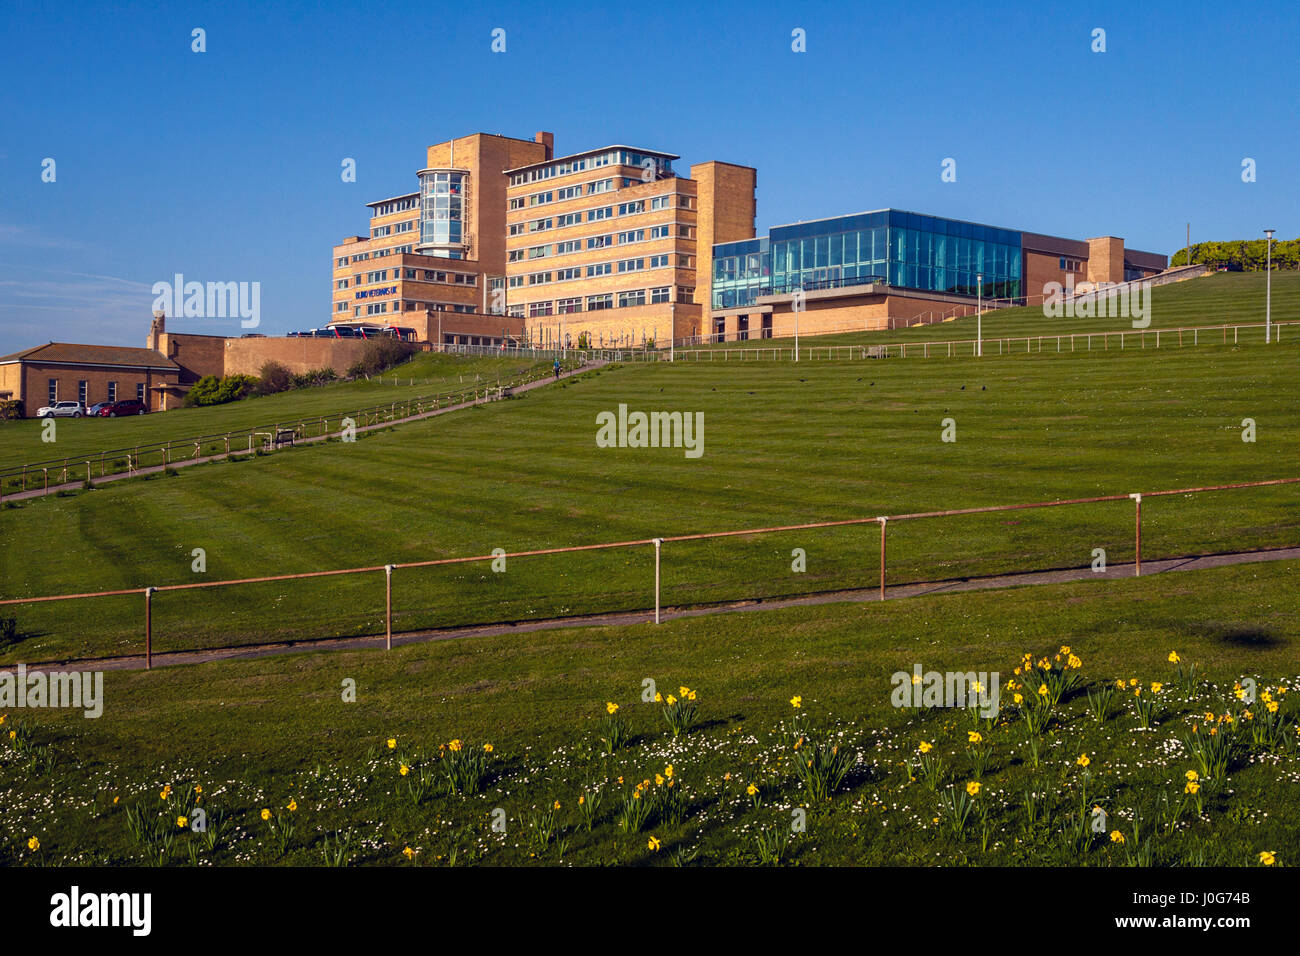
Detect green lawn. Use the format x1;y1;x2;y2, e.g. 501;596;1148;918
1;341;1296;664
0;352;548;482
3;559;1297;866
687;271;1300;350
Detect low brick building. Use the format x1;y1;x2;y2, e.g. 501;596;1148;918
0;342;181;416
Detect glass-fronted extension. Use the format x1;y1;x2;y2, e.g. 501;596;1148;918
418;169;466;258
712;210;1023;310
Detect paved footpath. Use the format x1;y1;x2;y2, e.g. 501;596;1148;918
2;361;603;503
7;545;1297;673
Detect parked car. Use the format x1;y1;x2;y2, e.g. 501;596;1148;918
98;399;148;417
87;402;113;416
36;401;86;418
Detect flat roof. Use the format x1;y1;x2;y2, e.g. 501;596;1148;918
504;145;679;175
365;192;419;208
769;207;1022;235
732;208;1164;259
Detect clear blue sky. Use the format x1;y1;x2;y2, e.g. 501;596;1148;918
1;0;1295;352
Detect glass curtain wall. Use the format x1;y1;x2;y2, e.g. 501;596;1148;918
711;210;1024;309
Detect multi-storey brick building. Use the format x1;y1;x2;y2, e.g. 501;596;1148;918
331;131;757;347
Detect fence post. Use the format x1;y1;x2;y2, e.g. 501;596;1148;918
86;461;92;488
1129;493;1142;576
877;517;888;600
385;564;394;650
144;587;155;669
653;538;662;624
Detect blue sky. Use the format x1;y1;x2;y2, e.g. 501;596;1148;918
1;0;1296;352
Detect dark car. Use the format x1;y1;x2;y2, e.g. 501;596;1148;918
98;399;148;417
87;402;113;416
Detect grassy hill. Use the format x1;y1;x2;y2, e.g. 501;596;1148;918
687;271;1300;350
0;352;550;475
2;340;1296;663
3;559;1297;866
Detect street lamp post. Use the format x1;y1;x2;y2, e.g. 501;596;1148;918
1264;229;1275;344
976;273;983;357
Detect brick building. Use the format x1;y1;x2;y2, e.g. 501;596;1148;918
0;342;181;415
330;131;756;347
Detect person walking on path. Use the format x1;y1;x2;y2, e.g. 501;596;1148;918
553;358;561;379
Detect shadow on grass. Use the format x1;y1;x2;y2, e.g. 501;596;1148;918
1191;621;1287;648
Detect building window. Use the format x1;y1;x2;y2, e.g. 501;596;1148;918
79;380;88;404
618;290;646;308
617;258;645;273
677;286;694;303
107;381;117;401
587;235;613;249
617;201;645;216
649;254;670;268
586;293;613;311
137;383;145;402
589;206;614;221
587;263;611;277
650;286;671;304
649;225;669;239
48;378;57;404
557;297;583;314
650;196;671;210
528;301;553;317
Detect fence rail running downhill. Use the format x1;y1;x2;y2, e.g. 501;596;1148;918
1;475;1296;669
0;358;583;501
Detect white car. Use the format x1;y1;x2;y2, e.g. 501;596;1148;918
36;401;86;418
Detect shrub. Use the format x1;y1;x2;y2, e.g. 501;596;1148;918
290;368;338;389
0;616;18;647
0;399;25;421
183;374;258;407
351;338;417;378
257;360;292;396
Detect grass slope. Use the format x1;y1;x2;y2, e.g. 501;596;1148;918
0;352;544;471
1;342;1296;663
3;559;1297;866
